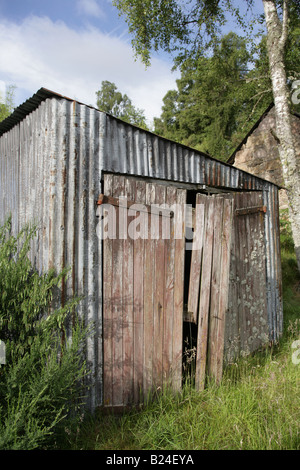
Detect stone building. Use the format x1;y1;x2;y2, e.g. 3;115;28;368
228;104;300;209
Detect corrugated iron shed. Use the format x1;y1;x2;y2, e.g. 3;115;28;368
0;88;283;409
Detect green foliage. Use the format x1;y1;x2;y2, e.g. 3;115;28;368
96;80;148;129
0;218;91;449
113;0;299;159
113;0;190;67
0;85;16;122
154;32;271;160
113;0;299;68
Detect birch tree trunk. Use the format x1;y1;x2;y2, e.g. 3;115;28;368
263;0;300;273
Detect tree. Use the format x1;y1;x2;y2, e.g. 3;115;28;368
154;32;269;160
0;85;15;122
96;80;148;128
113;0;300;272
262;1;300;272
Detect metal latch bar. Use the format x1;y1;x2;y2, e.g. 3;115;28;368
235;206;267;216
97;194;174;218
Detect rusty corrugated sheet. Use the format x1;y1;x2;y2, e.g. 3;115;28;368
100;112;267;191
263;184;283;342
0;97;103;409
0;88;272;192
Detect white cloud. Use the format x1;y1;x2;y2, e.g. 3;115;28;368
76;0;105;19
0;16;178;125
0;81;6;96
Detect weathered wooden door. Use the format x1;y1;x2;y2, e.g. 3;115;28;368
100;177;269;406
186;193;234;390
101;174;186;407
186;191;268;389
225;191;269;361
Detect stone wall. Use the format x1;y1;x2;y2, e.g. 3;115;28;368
233;107;300;209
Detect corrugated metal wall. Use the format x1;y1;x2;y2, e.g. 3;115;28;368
263;184;283;342
0;95;283;408
0;97;104;408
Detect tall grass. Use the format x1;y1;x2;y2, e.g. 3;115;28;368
65;213;300;451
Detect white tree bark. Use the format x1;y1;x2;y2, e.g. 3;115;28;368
263;0;300;272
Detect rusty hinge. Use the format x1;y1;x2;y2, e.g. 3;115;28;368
235;205;267;216
97;194;174;218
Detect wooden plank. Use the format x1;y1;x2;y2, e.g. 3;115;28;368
133;180;146;403
152;183;166;390
172;188;186;391
195;197;215;391
207;196;223;380
111;174;125;406
234;192;248;356
187;194;205;323
162;185;176;388
214;196;233;383
122;177;135;405
143;182;156;400
224;195;239;363
103;174;113;406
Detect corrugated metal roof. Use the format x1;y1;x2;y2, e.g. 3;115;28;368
0;87;282;189
0;88;95;137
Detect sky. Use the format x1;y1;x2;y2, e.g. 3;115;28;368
0;0;181;126
0;0;265;127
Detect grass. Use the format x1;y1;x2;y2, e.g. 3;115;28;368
62;224;300;451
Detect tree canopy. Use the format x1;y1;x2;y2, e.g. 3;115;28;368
153;24;299;161
154;32;273;160
113;0;299;68
96;80;148;128
113;0;300;272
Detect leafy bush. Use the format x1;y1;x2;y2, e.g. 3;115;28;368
0;218;91;449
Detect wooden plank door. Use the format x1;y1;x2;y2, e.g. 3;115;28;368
101;174;186;407
225;192;269;361
193;193;234;390
191;191;268;389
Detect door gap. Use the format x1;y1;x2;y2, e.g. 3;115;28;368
182;321;197;385
182;189;199;383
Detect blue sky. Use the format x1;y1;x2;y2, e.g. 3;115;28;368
0;0;180;125
0;0;265;125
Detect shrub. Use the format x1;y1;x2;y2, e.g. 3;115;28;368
0;218;91;449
